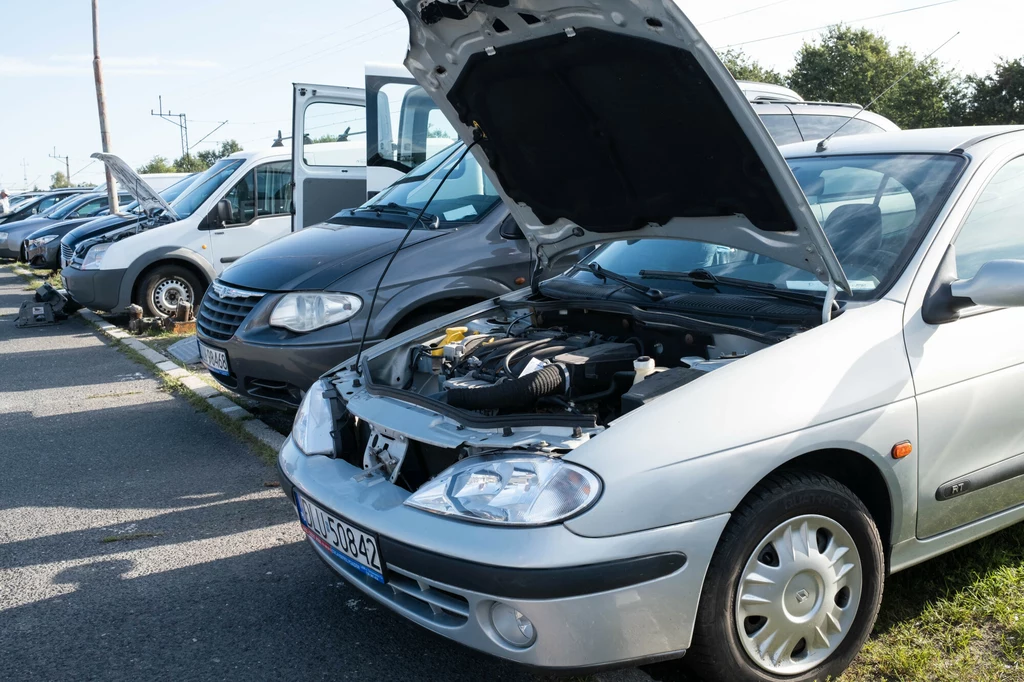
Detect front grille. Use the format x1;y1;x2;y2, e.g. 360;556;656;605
61;242;74;265
196;281;265;341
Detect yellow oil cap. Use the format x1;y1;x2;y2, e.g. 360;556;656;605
429;327;469;356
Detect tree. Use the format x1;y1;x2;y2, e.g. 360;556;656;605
196;139;243;168
50;171;70;189
956;58;1024;125
788;26;955;129
137;155;176;174
173;154;209;173
717;49;786;86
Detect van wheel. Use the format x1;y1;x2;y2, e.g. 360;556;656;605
685;471;884;682
139;265;204;318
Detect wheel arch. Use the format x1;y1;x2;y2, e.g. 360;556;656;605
385;294;491;337
121;248;216;310
763;448;895;562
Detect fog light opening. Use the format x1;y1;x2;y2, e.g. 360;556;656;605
490;602;536;648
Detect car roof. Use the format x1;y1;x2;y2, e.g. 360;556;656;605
781;125;1024;157
224;147;291;163
752;101;899;131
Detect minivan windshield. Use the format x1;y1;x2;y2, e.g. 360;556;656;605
168;159;244;219
565;153;965;302
122;174;197;213
330;143;502;228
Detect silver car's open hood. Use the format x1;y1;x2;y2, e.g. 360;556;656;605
394;0;849;291
91;153;178;219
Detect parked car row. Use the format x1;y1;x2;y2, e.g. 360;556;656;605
19;5;1024;678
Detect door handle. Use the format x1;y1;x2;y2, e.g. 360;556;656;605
214;231;225;235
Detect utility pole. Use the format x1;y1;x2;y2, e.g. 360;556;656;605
91;0;118;214
21;159;28;185
151;96;190;163
49;147;71;185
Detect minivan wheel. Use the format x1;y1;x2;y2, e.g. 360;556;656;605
685;471;884;682
139;265;204;318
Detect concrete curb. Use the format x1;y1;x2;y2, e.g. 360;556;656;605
75;308;287;452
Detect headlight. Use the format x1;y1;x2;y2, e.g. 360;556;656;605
405;455;601;526
0;232;8;241
270;292;362;333
80;243;110;270
30;234;59;246
291;379;335;456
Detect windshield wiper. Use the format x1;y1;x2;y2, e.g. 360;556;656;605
581;262;664;301
352;202;439;229
639;268;821;305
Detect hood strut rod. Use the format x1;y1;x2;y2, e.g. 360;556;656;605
822;280;839;325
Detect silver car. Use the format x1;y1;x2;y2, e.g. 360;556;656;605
278;2;1024;680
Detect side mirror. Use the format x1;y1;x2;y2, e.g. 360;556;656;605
951;260;1024;308
215;199;234;226
498;214;526;240
68;212;80;219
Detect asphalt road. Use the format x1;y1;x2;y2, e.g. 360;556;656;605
0;266;539;682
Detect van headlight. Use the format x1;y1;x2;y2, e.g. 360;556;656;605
291;380;335;456
270;292;362;333
405;455;601;525
81;243;110;270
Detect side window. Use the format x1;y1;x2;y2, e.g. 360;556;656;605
758;114;802;145
794;115;884;141
303;102;366;167
37;196;62;212
256;161;292;217
77;197;108;217
222;171;256;225
955;156;1024;280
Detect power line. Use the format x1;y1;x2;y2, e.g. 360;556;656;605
718;0;962;48
698;0;794;27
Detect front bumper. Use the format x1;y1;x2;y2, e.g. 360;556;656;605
26;240;60;269
61;266;127;312
278;437;729;670
197;329;361;407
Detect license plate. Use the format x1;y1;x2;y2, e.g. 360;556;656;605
296;493;385;583
198;341;230;376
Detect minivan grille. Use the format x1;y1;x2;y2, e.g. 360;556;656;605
196;282;265;342
60;243;74;266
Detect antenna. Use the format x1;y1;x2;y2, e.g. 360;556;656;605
817;31;960;152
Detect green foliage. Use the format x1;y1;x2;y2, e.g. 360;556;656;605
136;155;176;174
195;139;243;168
717;49;786;86
172;154;208;173
50;171;70;189
788;26;954;129
307;134;341;145
954;58;1024;125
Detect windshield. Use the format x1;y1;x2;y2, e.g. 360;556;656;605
122;174;197;213
571;153;965;301
168;159;243;218
331;143;501;228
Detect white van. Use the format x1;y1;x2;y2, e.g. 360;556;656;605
62;149;294;317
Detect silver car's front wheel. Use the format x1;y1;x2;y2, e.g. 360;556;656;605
685;471;884;682
735;515;863;675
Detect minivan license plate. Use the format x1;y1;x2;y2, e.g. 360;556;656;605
296;493;385;583
198;342;229;376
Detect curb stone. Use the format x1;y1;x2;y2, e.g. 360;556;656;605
75;308;286;453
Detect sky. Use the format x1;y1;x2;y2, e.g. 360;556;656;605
0;0;1020;191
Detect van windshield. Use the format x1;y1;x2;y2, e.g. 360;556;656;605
168;159;244;218
331;144;501;228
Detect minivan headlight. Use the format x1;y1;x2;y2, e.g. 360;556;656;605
405;455;601;526
291;380;336;456
270;292;362;333
81;243;110;270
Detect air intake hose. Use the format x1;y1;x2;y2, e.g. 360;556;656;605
447;364;568;411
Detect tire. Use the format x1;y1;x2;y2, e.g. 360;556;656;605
138;265;205;318
685;471;884;682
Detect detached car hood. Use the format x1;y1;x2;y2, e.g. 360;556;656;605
219;223;448;292
91;153;178;218
395;0;849;291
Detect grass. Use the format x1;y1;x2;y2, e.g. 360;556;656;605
840;523;1024;681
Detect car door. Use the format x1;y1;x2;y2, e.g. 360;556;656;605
209;161;293;272
365;64;459;199
292;83;367;229
905;154;1024;538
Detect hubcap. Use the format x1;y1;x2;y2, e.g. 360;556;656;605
735;514;862;675
152;278;192;317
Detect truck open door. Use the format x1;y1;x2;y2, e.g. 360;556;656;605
365;63;459;199
291;83;367;230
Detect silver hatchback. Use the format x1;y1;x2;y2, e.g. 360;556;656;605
278;2;1024;680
